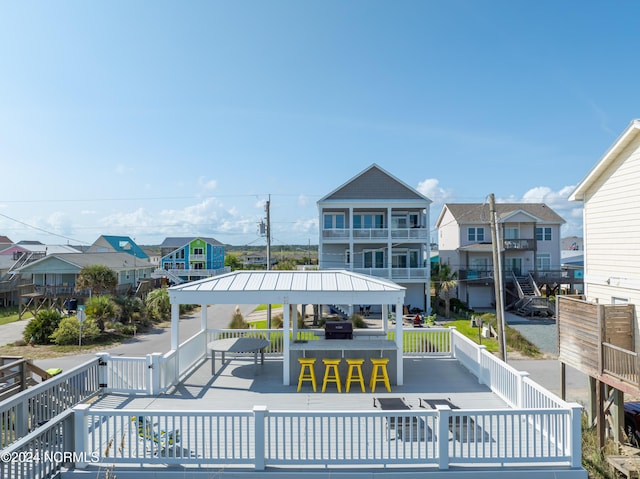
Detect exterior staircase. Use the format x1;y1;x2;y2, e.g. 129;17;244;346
510;273;554;317
152;268;186;285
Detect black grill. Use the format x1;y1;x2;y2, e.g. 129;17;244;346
325;321;353;340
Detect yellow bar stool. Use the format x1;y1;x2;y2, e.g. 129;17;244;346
297;358;317;392
321;358;342;393
345;358;366;393
369;358;391;393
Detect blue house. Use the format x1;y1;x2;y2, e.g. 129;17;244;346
158;237;227;282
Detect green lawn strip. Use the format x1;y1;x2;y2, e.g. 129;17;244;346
253;304;283;312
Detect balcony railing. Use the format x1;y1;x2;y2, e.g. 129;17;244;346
502;238;535;250
352;267;429;280
602;342;639;387
322;228;428;241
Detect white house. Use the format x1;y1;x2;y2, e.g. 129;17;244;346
569;119;640;348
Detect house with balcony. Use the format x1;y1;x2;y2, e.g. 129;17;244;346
557;119;640;447
158;236;227;283
318;164;432;315
13;251;156;318
436;203;570;314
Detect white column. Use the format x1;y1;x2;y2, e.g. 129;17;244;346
283;299;291;385
395;300;403;385
387;207;393;278
200;304;207;332
171;302;180;351
382;304;388;333
349;207;354;272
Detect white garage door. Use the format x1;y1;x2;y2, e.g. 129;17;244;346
468;285;494;309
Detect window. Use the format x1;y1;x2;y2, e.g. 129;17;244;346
364;250;384;268
536;227;552;241
409;213;420;228
193;247;204;255
324;213;345;229
468;227;485;242
353;213;384;229
504;227;520;240
536;253;551;271
391;214;408;229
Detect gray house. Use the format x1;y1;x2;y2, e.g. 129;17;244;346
318;164;432;314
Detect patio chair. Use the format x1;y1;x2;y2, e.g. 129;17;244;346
133;416;180;454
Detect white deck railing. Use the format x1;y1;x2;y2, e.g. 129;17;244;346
74;404;581;470
0;358;101;448
0;409;77;479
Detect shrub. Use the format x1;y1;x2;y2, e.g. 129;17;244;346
85;295;117;331
145;288;170;322
228;311;249;329
113;295;144;324
23;309;62;345
50;317;101;345
270;311;304;329
350;314;368;329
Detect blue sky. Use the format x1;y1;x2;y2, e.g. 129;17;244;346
0;1;637;247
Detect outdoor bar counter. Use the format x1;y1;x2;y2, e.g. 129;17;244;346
288;334;399;386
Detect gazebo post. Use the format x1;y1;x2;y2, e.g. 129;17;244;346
382;304;388;333
395;300;403;385
200;304;207;332
283;299;291;386
171;302;180;351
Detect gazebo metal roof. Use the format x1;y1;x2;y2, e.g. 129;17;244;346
168;269;406;306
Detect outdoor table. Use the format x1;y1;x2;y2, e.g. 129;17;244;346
208;337;270;374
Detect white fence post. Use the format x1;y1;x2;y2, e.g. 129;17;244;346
254;405;268;470
437;405;450;470
448;327;457;359
96;352;109;390
569;403;583;468
73;404;91;469
149;352;162;395
477;345;487;385
517;371;530;408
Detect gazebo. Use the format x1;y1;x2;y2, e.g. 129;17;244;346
168;269;407;385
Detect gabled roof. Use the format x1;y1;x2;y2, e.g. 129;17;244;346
15;252;154;274
436;203;565;227
169;269;405;306
0;236;12;244
318;164;431;203
570;119;640;201
160;237;224;248
89;235;149;259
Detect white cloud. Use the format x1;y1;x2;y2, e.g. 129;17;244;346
499;185;584;237
198;176;218;190
416;178;454;204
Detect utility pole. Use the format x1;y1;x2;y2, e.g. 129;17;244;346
265;195;272;329
489;193;507;362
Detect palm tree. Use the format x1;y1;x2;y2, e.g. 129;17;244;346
432;263;458;319
75;265;117;296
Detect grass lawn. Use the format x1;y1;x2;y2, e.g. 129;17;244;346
0;307;32;326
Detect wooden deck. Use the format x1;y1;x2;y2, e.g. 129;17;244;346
91;356;508;412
